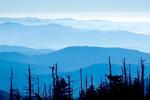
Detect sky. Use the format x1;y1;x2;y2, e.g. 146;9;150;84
0;0;150;22
0;0;150;13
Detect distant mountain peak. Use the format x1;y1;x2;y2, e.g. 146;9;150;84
0;45;54;56
0;22;25;28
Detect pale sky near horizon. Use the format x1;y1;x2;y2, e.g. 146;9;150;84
0;0;150;22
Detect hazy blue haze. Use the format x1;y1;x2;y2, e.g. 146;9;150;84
0;46;150;71
0;0;150;97
0;45;53;55
0;21;150;52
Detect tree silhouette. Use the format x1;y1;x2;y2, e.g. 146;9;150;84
10;67;14;100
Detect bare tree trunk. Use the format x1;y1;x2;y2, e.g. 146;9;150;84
109;56;112;77
108;56;112;86
44;83;48;100
123;58;127;85
141;58;145;98
10;67;14;100
49;65;55;100
68;75;72;100
28;65;32;100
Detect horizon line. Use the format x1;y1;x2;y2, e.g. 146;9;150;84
0;44;148;54
0;13;150;22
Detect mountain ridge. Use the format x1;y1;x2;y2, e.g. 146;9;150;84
31;46;150;71
0;46;149;71
0;21;150;52
0;45;53;56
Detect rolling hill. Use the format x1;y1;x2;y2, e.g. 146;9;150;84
0;46;149;71
0;46;150;93
31;46;150;71
0;22;150;52
0;45;53;56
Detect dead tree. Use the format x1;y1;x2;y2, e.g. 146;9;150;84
108;57;112;86
80;68;83;98
109;57;112;77
10;67;14;100
122;58;127;85
49;64;72;100
49;64;60;100
44;83;48;100
141;58;145;98
68;75;72;100
49;65;55;100
28;65;32;100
